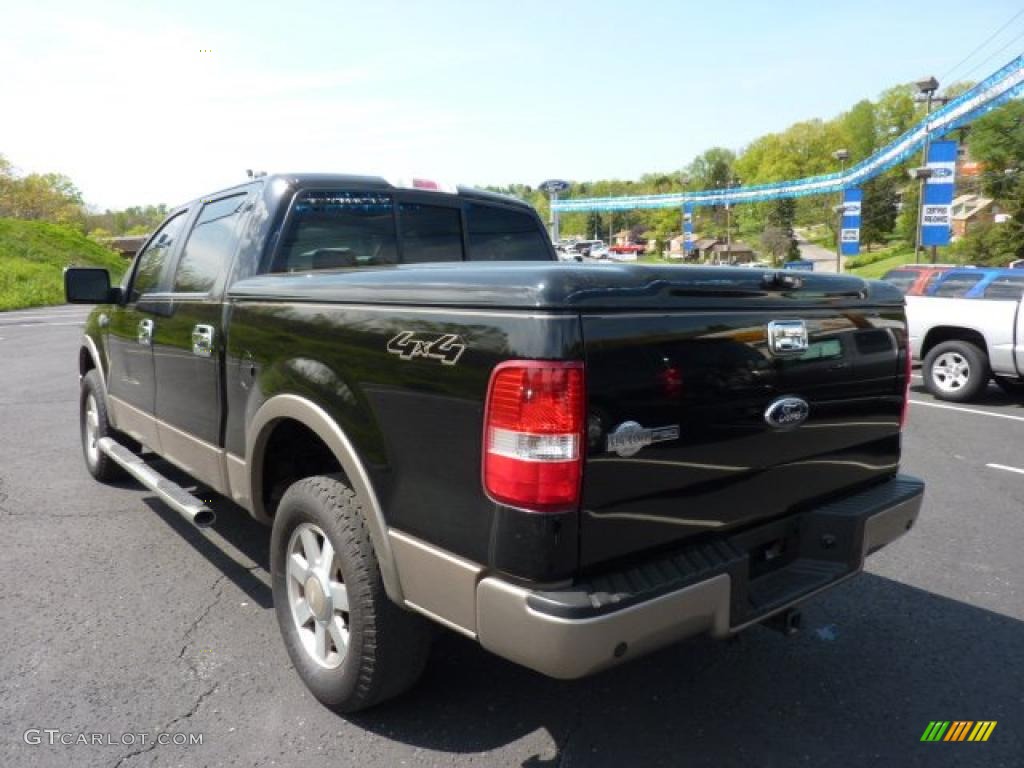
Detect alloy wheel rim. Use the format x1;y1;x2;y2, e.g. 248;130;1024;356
932;352;971;393
84;394;100;466
286;522;350;669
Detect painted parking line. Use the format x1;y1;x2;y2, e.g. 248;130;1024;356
910;399;1024;423
0;313;88;323
0;321;85;329
986;463;1024;475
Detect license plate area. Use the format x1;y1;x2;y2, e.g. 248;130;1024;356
728;509;862;626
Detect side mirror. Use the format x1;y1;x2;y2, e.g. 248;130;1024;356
65;267;116;304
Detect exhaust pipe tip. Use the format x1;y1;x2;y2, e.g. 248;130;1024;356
193;509;216;528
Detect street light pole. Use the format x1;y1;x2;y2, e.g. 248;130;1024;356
912;76;947;264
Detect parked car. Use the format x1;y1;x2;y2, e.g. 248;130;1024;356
609;242;646;256
880;264;954;296
908;289;1024;400
588;244;610;259
65;173;922;712
924;267;1024;299
571;239;604;257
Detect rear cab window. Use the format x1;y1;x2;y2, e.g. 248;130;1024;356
880;269;917;294
982;275;1024;300
270;187;550;272
465;203;551;262
932;273;983;297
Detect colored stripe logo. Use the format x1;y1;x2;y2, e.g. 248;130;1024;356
920;721;997;742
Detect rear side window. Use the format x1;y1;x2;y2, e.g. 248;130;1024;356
466;204;550;261
399;203;463;263
881;270;917;294
131;212;188;301
274;191;398;272
173;194;247;293
982;275;1024;300
932;274;982;297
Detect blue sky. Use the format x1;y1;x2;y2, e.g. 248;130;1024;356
1;0;1021;209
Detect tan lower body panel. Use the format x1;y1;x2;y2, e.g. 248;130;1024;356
225;453;250;510
157;419;229;496
108;395;161;452
107;395;248;505
388;530;483;638
476;574;732;680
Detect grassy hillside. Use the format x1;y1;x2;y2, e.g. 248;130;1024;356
0;219;127;310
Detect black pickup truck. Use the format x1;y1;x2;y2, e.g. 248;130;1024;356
66;174;924;712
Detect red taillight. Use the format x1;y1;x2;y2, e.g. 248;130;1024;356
483;361;585;512
900;338;912;429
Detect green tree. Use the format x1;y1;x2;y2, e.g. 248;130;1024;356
860;174;900;249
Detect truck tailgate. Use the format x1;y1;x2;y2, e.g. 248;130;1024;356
580;302;907;568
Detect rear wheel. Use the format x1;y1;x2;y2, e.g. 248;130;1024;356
923;341;989;402
271;475;432;713
79;370;125;482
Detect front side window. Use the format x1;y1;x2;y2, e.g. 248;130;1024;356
173;194;247;293
273;190;397;272
130;212;187;301
399;203;463;263
465;203;549;261
932;274;982;297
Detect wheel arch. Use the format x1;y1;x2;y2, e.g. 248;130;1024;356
921;326;989;361
246;393;403;603
80;335;106;392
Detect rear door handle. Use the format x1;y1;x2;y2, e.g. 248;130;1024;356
137;319;154;346
192;324;215;358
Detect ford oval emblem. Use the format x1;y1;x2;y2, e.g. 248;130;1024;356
764;396;810;429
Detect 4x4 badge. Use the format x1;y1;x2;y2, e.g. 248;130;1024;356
606;421;680;457
386;331;466;365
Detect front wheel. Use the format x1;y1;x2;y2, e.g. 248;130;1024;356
79;370;125;482
922;341;990;402
271;475;433;713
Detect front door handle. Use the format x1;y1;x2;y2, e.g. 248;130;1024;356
192;324;215;358
138;318;154;346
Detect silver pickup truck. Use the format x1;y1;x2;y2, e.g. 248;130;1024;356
907;294;1024;401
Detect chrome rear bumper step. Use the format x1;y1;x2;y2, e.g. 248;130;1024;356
97;437;216;528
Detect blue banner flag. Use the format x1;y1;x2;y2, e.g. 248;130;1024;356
840;188;862;256
921;140;957;247
683;203;694;253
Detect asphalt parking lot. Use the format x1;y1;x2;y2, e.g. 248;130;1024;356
1;305;1021;768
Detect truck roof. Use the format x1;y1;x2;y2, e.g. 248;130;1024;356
182;173;531;210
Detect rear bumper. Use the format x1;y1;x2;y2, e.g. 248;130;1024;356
476;474;924;679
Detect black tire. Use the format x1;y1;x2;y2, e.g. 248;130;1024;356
79;370;126;482
271;475;432;713
922;340;990;403
994;376;1024;396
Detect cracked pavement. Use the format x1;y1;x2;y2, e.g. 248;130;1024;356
1;304;1022;768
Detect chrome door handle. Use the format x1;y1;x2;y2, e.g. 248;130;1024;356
192;324;215;358
138;318;154;346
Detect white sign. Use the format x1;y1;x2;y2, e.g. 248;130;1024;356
922;205;952;226
843;201;862;216
841;228;860;242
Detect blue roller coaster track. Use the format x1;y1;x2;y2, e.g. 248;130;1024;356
552;55;1024;213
